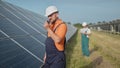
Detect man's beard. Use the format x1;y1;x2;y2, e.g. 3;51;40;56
50;17;58;24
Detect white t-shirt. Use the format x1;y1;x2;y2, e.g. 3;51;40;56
80;27;91;38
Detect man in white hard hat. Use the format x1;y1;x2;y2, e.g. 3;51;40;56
80;22;91;57
43;6;67;68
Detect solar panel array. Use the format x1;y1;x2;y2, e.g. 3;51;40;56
0;1;77;68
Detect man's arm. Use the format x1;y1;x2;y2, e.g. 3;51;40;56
43;53;46;63
84;29;91;36
43;22;62;43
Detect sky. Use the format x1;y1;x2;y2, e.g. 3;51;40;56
4;0;120;24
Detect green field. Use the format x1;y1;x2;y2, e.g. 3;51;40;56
65;29;120;68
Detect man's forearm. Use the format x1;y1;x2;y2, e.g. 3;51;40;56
47;28;61;43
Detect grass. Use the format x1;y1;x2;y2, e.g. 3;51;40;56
90;30;120;67
65;30;91;68
65;29;120;68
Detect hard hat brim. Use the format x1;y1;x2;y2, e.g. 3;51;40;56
45;11;58;17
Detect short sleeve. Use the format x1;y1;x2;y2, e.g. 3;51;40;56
87;29;91;34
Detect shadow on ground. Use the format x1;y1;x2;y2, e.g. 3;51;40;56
81;56;103;68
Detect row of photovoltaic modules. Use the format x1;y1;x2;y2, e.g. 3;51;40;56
0;1;46;68
0;0;77;68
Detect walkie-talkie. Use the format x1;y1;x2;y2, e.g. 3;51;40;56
47;19;50;24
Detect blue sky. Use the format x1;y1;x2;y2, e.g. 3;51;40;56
4;0;120;24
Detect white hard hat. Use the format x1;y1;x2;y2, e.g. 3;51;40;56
82;22;87;26
45;6;58;17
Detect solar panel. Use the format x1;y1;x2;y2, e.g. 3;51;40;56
0;1;77;68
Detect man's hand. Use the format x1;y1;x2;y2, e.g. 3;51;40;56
43;21;50;30
43;53;46;63
84;31;87;34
